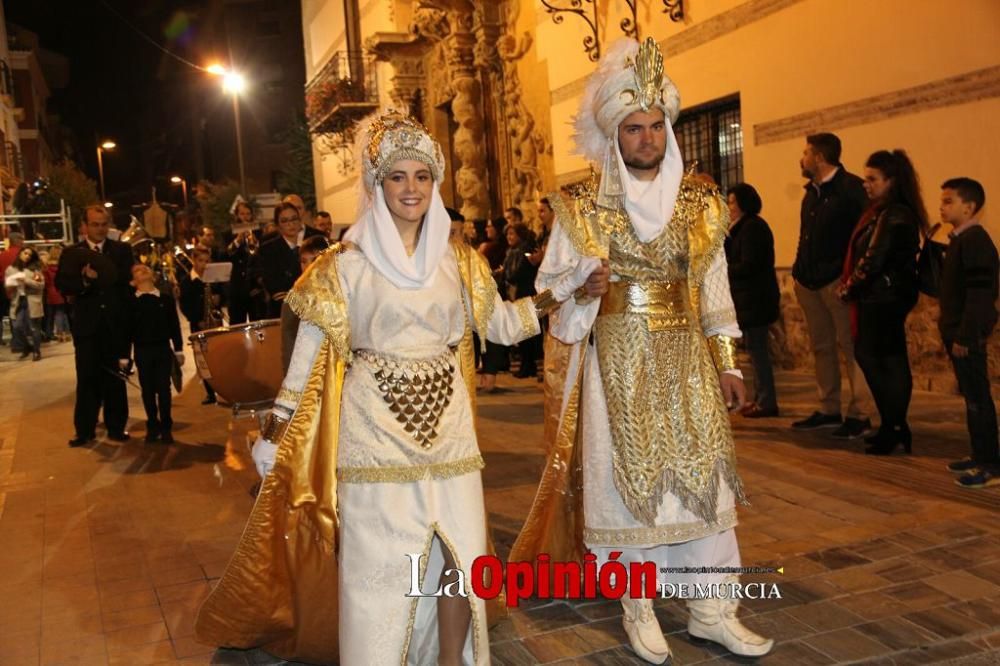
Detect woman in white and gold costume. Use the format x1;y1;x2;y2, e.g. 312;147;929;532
194;112;604;665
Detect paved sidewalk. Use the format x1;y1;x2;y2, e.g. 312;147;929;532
0;339;998;665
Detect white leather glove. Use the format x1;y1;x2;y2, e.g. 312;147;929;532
174;352;185;367
551;256;603;303
252;437;278;479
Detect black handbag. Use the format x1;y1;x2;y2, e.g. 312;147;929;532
917;223;947;298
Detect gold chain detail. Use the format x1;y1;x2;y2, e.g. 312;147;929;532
275;387;302;405
338;454;484;484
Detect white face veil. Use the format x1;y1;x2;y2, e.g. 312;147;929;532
572;38;684;241
343;112;451;290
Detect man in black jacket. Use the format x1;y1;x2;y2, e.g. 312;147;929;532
792;133;872;439
251;202;305;318
56;205;134;446
179;246;221;404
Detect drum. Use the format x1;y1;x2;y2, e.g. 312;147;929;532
190;319;283;411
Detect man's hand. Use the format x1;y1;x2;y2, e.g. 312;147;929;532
82;263;98;280
719;372;746;412
584;259;610;298
952;342;969;358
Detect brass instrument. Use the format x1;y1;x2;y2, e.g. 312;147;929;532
203;279;223;329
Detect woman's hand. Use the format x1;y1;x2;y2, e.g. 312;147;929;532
251;437;278;478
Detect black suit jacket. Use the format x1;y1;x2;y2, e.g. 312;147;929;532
725;214;781;328
251;235;301;302
55;238;134;353
792;168;868;289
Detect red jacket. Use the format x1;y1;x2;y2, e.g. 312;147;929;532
45;264;65;304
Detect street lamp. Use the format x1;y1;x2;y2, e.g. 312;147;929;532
96;140;116;201
170;175;189;208
206;64;248;196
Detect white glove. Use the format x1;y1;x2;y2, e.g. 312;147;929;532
174;351;185;367
551;256;603;303
251;437;278;479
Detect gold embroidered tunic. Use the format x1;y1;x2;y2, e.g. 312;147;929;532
513;175;746;559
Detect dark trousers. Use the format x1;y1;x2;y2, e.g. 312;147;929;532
135;344;173;431
855;302;912;431
187;322;216;400
481;340;509;374
14;298;42;353
516;334;542;376
949;345;1000;471
73;331;129;437
227;289;251;325
744;325;778;411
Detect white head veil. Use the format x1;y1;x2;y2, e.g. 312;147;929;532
573;37;684;242
343;111;451;289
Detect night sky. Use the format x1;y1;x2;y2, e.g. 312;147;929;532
6;0;230;209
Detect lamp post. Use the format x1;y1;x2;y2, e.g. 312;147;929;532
206;64;248;196
170;175;189;208
96;140;116;201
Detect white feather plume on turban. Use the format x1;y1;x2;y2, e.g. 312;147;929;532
572;38;681;164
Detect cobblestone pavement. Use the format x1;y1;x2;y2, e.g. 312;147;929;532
1;337;998;665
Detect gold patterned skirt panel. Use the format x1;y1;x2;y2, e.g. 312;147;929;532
594;313;745;526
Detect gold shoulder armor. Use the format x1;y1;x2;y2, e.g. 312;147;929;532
285;243;351;359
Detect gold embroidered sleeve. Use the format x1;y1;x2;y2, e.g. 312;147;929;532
284;244;351;360
707;334;739;373
453;242;496;348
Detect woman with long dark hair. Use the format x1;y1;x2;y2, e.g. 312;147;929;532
4;246;45;361
477;217;510;391
501;222;542;378
839;149;925;455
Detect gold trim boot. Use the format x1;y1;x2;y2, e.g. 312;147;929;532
686;582;773;657
621;598;672;664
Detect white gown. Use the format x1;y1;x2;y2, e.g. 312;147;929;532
281;247;539;665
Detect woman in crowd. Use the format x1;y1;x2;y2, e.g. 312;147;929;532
44;245;70;342
5;246;45;361
501;222;542;378
725;183;781;417
226;201;261;324
195;111;602;665
476;216;510;391
839;149;924;455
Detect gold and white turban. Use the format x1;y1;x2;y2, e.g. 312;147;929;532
572;37;684;241
345;110;451;289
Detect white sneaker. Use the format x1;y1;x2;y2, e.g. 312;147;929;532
686;596;773;657
621;597;672;664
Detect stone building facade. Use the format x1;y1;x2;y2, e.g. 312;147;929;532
300;0;1000;388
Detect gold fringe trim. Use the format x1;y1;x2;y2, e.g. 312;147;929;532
337;454;485;484
584;508;738;546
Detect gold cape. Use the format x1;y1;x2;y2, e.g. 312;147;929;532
510;175;731;566
194;241;502;664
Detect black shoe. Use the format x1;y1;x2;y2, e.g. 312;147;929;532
791;411;842;430
947;458;979;474
864;427;891;445
956;469;1000;489
160;430;174;444
144;430;160;443
202;396;217;405
743;404;779;418
831;417;871;440
107;431;130;442
32;351;41;362
513;369;537;379
865;428;912;455
18;350;29;360
68;434;96;447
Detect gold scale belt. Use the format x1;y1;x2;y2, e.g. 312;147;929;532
353;348;456;450
598;280;690;330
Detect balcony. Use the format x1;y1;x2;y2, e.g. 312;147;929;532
305;51;378;136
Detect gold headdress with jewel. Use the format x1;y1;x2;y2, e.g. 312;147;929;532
621;37;666;112
357;110;446;193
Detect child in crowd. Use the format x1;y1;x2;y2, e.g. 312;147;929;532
938;178;999;488
129;263;184;443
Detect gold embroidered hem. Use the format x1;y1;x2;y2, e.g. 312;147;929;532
514;296;540;340
337;454;485;483
700;307;738;333
276;387;302;405
584;508;738;546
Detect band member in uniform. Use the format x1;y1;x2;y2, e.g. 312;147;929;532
179;246;221;404
128;263;184;443
56;204;134;446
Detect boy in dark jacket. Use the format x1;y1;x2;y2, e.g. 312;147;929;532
938;178;999;488
129;263;184;443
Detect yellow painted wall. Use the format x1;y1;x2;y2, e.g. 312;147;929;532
539;0;1000;266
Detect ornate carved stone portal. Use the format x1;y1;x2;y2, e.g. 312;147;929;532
367;0;550;219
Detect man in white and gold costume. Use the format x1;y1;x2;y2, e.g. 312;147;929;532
512;38;773;662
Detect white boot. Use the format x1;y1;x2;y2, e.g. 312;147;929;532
621;597;672;664
686;594;773;657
